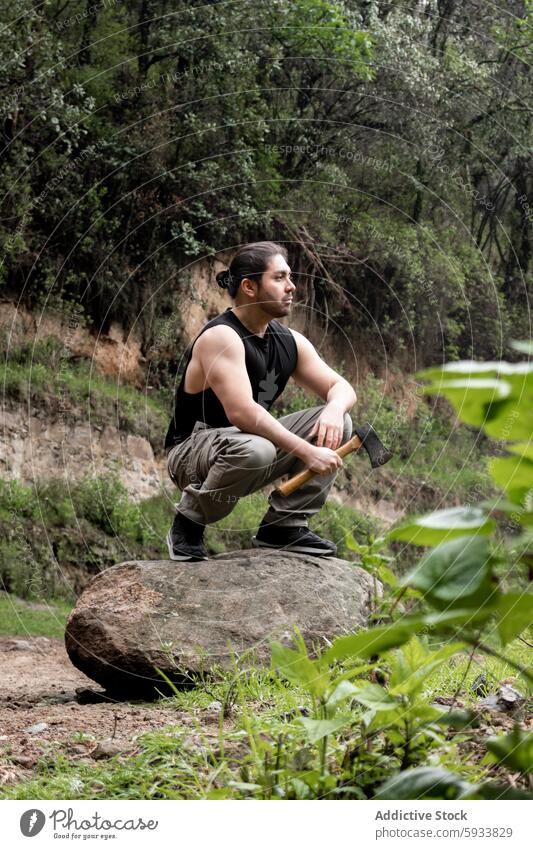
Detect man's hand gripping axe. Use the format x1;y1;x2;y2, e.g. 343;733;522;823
275;422;393;498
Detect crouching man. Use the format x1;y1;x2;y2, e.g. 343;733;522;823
164;241;357;561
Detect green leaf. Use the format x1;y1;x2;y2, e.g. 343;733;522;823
325;679;359;710
434;708;480;729
489;455;533;504
299;716;352;744
322;621;424;664
511;340;533;355
206;788;233;799
420;607;495;629
417;361;515;380
484;399;533;441
463;783;533;800
486;728;533;774
417;358;533;439
403;702;444;724
375;767;470;800
422;378;511;427
389;506;495;546
270;642;329;698
227;781;262;792
364;706;403;732
376;563;399;586
351;683;398;710
494;593;533;644
418;360;533;389
402;535;495;610
508;442;533;461
345;532;364;552
389;640;464;696
481;496;533;526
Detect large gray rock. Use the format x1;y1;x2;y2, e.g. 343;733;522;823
65;549;378;694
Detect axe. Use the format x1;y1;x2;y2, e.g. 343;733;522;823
275;422;393;497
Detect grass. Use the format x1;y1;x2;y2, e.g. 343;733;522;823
422;635;532;703
0;592;72;638
0;634;529;801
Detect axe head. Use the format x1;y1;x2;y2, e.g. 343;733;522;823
354;422;393;468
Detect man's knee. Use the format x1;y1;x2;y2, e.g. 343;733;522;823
247;437;277;469
237;436;277;471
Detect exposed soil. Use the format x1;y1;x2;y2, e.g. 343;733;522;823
0;636;200;787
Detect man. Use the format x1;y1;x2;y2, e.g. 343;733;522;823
164;240;357;561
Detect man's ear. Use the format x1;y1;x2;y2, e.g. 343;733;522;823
241;277;258;299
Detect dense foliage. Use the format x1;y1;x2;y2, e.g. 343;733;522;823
1;1;531;366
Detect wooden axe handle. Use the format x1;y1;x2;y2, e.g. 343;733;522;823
275;434;363;497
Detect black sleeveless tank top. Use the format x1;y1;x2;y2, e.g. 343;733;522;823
164;308;298;449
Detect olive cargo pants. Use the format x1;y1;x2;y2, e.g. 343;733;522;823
166;404;353;527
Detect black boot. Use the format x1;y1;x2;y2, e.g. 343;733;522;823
252;520;337;556
166;511;208;561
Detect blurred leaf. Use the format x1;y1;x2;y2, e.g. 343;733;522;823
484;399;533;441
486;728;533;774
402;535;494;610
351;683;397;710
480;497;533;526
417;359;533;439
375;767;470;799
463;783;533;800
421;606;495;629
418;360;533;387
270;642;329;698
323;621;424;664
489;455;533;504
434;708;480;729
325;679;358;710
422;378;511;426
389;639;464;696
510;340;533;354
227;781;262;792
299;716;352;744
389;506;495;546
494;593;533;644
376;563;399;586
507;442;533;461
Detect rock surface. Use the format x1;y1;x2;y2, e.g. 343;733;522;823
65;549;378;693
0;407;163;502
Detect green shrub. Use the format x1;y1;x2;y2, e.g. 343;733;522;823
0;479;38;520
310;502;378;559
69;472;164;544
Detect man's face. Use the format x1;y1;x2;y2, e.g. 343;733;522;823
253;253;296;318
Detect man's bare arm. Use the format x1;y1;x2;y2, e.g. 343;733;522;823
290;329;357;411
290;329;357;449
197;326;342;472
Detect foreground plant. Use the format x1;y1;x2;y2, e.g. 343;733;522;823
258;342;533;800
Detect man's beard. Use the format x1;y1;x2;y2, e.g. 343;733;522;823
257;288;291;318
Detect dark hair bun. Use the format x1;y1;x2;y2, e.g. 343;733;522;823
216;269;233;290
